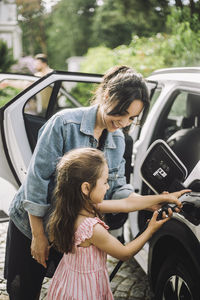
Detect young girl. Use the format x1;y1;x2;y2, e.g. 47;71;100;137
46;148;187;300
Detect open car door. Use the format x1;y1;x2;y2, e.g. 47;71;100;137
0;71;102;218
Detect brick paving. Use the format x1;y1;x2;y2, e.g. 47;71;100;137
0;222;154;300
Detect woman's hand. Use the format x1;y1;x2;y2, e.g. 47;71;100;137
161;189;191;209
31;233;50;268
96;189;191;214
28;213;50;268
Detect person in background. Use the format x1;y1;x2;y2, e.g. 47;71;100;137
33;53;53;113
4;65;188;300
34;53;53;77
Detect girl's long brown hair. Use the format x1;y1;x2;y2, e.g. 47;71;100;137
47;148;106;254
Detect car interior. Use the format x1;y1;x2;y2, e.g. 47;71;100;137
167;93;200;175
23;81;84;151
148;91;200;173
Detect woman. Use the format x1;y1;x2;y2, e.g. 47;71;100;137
4;65;184;300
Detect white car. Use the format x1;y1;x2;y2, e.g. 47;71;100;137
0;68;200;299
129;67;200;300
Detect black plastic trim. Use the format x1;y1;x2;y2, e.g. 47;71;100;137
45;81;61;119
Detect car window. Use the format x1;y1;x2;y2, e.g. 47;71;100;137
24;81;98;118
160;91;198;141
163;91;187;140
0;79;33;108
24;85;53;117
168;91;187;119
150;88;162;110
150;90;200;143
62;81;96;106
23;80;99;151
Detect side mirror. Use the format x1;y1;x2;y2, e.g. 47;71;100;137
140;139;188;194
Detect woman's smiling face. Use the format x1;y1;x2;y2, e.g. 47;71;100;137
101;99;144;132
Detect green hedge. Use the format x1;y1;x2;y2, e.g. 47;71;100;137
80;13;200;78
0;87;21;108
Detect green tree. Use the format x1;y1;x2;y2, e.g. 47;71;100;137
92;0;200;49
92;0;170;49
92;0;133;48
174;0;200;20
46;0;97;70
16;0;47;55
81;8;200;77
113;0;170;36
16;0;200;69
0;41;16;72
80;36;167;77
162;11;200;67
166;5;200;33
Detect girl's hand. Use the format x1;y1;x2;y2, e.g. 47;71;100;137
162;189;191;208
147;209;172;235
31;233;50;268
146;204;162;212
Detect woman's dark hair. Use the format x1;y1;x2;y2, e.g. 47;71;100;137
47;148;106;254
91;65;150;125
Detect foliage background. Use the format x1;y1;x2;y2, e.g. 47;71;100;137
0;41;16;72
81;7;200;76
1;0;200;77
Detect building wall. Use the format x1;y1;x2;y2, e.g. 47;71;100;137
0;0;22;59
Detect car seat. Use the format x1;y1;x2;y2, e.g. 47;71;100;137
167;93;200;174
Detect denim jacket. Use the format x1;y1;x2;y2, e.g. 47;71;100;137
9;104;133;239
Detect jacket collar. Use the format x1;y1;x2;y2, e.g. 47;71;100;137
80;104;116;149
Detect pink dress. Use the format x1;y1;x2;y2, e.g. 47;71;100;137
47;217;114;300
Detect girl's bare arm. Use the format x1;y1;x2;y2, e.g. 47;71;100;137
90;211;170;261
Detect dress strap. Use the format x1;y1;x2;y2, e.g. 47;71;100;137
75;217;109;246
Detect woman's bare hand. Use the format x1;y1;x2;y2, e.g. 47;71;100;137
162;189;191;208
31;234;50;268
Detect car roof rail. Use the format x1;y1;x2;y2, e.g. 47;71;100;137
151;67;200;75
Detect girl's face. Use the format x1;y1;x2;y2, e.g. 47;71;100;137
101;99;144;132
90;163;109;204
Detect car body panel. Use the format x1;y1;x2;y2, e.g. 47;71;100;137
129;68;200;283
0;73;39;187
